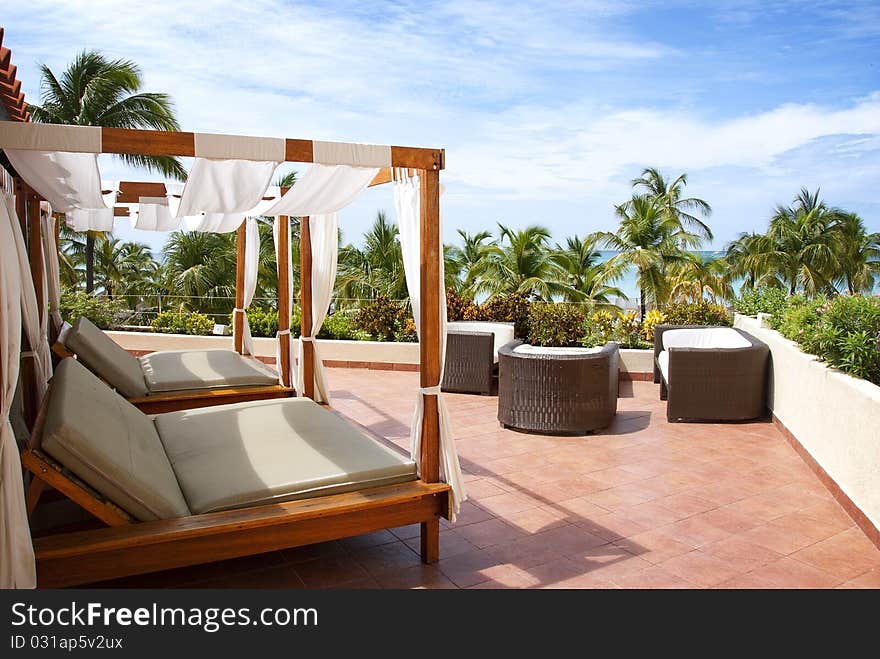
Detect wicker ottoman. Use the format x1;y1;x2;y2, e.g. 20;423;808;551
497;341;619;435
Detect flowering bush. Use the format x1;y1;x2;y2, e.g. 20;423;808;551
775;294;880;385
734;287;789;317
354;295;409;341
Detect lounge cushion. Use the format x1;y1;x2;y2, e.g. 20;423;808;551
662;328;750;351
155;398;417;514
140;350;279;393
64;316;149;397
513;344;604;356
447;321;515;362
657;350;670;384
40;359;191;521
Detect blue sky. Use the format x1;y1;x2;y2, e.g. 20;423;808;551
4;0;879;254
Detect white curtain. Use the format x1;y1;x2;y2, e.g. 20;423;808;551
297;213;338;403
132;196;181;232
4;150;106;212
4;195;51;402
393;170;465;519
0;193;37;589
265;164;379;402
263;165;377;217
233;217;260;356
178;158;278;233
273;217;297;386
40;209;63;332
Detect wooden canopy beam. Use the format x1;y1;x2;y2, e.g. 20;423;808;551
0;126;445;171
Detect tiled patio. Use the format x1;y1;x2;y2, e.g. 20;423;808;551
97;368;880;589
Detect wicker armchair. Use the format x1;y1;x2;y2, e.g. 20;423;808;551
442;322;515;395
654;324;770;422
442;330;496;394
497;341;619;435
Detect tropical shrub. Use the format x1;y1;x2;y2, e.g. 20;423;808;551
770;295;824;340
60;290;126;329
354;295;409;341
152;310;214;335
661;301;731;327
472;293;532;338
582;309;651;348
445;287;479;321
734;287;789;318
642;308;667;342
774;295;880;384
227;307;301;339
527;303;586;347
318;312;369;341
394;317;419;343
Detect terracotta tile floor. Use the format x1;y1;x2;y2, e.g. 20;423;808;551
95;369;880;589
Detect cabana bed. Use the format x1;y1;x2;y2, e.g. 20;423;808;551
23;359;449;587
1;113;462;588
54;316;292;414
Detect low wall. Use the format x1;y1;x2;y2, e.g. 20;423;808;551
106;331;655;378
734;314;880;537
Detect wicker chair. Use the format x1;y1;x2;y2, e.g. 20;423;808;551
654;324;770;422
497;340;619;435
442;330;496;395
442;322;515;395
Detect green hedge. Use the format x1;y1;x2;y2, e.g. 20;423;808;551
773;294;880;385
733;287;789;317
151;310;214;335
60;290;125;329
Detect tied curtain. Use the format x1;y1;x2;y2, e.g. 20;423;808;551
0;193;37;589
393;170;465;519
4;196;52;402
233;217;260;357
41;209;64;332
265;165;378;404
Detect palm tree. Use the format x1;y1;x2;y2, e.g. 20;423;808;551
162;231;237;317
767;188;842;295
631;167;713;240
473;224;574;300
552;235;624;305
668;252;733;303
724;232;783;291
599;195;701;319
29;50;185;292
92;237;158;300
336;211;408;304
446;229;495;295
832;212;880;294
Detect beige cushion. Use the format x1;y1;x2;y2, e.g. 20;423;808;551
40;359;191;521
155;398;417;514
513;344;604;356
662;328;750;350
657;350;670;384
64;316;149;397
140;350;279;393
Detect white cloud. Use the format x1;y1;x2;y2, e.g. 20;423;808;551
3;0;878;249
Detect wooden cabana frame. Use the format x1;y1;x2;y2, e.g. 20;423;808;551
4;120;449;586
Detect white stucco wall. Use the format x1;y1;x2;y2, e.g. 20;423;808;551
106;331;656;375
734;314;880;529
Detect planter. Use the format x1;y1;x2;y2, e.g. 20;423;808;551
734;314;880;534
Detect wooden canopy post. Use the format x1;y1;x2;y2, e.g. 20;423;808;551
233;221;246;354
277;187;292;388
418;168;442;564
299;216;315;399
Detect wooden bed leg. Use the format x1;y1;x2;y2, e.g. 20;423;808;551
420;518;440;563
26;476;46;518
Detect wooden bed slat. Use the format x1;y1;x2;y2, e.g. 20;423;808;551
34;481;450;587
128;384;295;414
